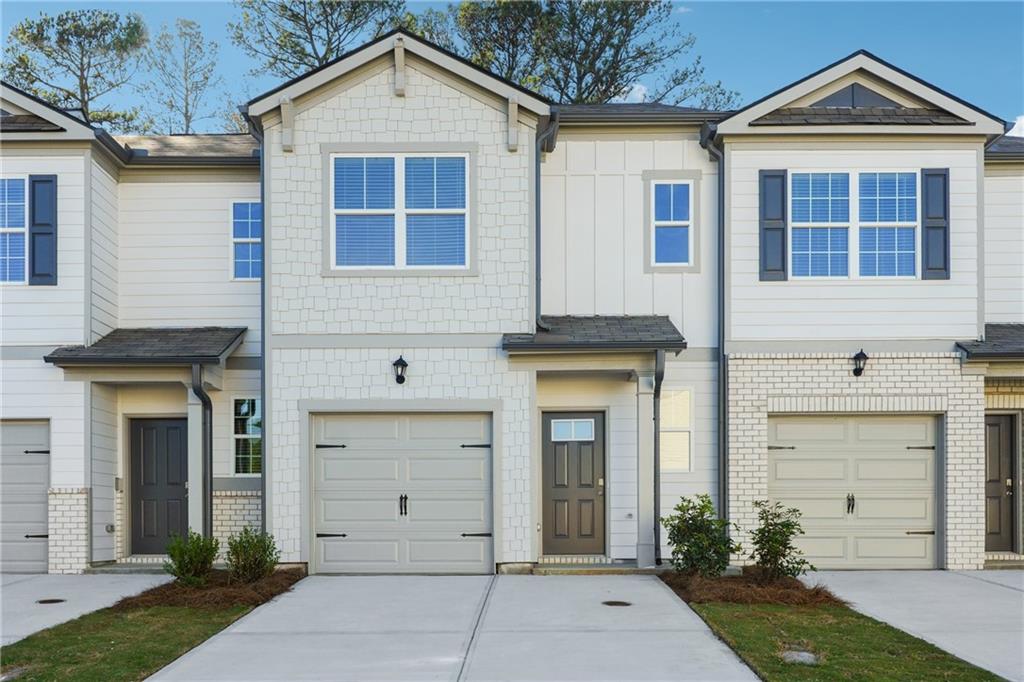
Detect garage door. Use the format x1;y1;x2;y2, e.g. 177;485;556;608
312;413;493;574
768;415;937;569
1;421;50;572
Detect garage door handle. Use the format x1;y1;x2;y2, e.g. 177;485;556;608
23;449;50;454
316;533;347;538
315;444;347;449
460;533;492;538
24;534;48;539
905;530;935;535
846;494;855;514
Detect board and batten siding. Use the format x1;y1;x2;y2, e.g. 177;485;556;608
540;133;719;348
90;382;117;561
727;143;981;340
118;180;261;355
983;168;1024;323
90;160;118;341
0;154;87;346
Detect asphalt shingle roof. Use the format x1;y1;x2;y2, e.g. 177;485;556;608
0;113;63;132
555;102;729;124
987;135;1024;161
114;134;259;159
45;327;247;365
751;106;969;126
957;324;1024;360
502;315;686;353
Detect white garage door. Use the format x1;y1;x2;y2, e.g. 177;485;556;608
768;415;937;569
1;421;50;573
312;413;493;574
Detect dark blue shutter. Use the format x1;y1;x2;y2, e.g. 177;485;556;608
921;168;950;280
28;174;57;285
759;169;787;281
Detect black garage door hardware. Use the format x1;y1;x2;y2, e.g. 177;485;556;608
905;530;935;535
460;443;491;449
460;532;492;537
906;445;936;450
23;449;50;454
767;445;796;450
24;534;48;539
315;444;346;449
316;533;347;538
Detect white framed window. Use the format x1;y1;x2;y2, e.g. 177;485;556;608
660;389;692;471
231;201;262;280
331;153;469;269
551;418;595;442
858;172;918;277
233;398;262;475
0;177;28;284
651;180;692;266
790;172;849;278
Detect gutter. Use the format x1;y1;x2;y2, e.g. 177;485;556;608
653;349;666;564
190;364;214;539
534;112;560;332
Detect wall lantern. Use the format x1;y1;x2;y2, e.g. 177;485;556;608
393;355;408;384
852;349;869;377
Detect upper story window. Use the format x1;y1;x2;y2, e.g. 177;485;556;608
0;177;27;283
858;173;918;277
652;181;692;266
332;153;468;269
232;201;262;280
791;173;849;277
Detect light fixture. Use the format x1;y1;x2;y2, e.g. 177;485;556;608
393;355;408;384
852;349;868;377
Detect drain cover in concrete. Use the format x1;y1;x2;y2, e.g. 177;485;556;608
601;600;632;607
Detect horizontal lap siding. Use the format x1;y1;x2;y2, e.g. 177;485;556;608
983;169;1024;322
90;161;118;341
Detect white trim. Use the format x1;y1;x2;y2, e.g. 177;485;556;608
660;387;694;473
649;179;694;268
231;396;262;476
229;199;262;281
0;174;29;285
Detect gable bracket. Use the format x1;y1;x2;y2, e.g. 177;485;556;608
280;96;294;153
507;96;519;152
394;37;406;97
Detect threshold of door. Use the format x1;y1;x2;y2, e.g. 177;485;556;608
532;560;671;576
985;552;1024;570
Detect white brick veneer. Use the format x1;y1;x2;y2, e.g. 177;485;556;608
986;378;1024;409
213;490;262;549
727;352;987;570
48;488;89;573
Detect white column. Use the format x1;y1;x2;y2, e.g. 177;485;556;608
636;370;656;567
185;386;204;535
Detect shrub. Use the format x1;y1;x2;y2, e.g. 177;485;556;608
749;500;814;582
164;530;219;587
226;527;280;583
661;494;740;577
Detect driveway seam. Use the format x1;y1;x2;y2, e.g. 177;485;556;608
953;571;1024;593
456;574;497;682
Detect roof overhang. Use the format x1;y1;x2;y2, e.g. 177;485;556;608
502;316;687;355
45;327;246;368
0;82;95;141
956;324;1024;362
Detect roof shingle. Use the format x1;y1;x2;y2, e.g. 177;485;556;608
0;113;63;132
45;327;247;365
751;106;969;126
957;324;1024;360
502;315;686;353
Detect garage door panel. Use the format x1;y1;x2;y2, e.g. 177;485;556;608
317;534;492;574
772;457;847;483
856;419;933;445
855;457;931;484
321;456;400;484
855;536;933;563
854;496;932;524
318;536;401;572
1;421;49;573
408;414;489;441
408;456;487;483
773;419;848;443
317;414;401;442
408;537;490;569
318;492;401;527
770;495;847;522
796;535;848;561
405;493;489;527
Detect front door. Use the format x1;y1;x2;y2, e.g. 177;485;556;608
543;412;605;555
985;415;1016;552
131;419;188;555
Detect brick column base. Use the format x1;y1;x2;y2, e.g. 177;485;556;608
48;488;90;574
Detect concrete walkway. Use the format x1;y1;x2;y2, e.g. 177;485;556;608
809;570;1024;682
151;575;755;681
1;573;171;645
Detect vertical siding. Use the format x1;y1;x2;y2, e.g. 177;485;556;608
90;161;119;341
983;168;1024;323
90;383;117;560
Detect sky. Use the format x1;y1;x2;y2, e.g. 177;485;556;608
2;1;1022;134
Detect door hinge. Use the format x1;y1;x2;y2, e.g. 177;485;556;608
905;530;935;535
460;532;492;538
23;449;50;454
315;444;347;449
316;533;347;538
460;443;491;449
906;446;936;450
24;534;48;539
767;445;796;450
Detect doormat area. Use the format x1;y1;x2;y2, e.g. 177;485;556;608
113;568;305;609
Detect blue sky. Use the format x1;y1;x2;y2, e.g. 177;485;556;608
3;1;1022;133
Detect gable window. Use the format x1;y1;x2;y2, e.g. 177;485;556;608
790;173;849;277
231;202;262;279
0;177;27;283
858;172;917;277
332;153;468;269
233;398;262;475
652;181;692;265
660;389;692;471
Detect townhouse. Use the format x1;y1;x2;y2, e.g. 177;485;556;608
1;30;1021;574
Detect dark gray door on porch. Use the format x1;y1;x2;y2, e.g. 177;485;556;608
543;413;605;555
131;419;188;554
985;415;1016;552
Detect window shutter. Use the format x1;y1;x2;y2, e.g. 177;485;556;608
921;168;950;280
759;169;787;281
28;174;57;285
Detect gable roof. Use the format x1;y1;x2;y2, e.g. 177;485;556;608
0;81;96;140
502;315;686;353
247;29;550;119
0;112;63;133
45;327;247;366
555;102;728;125
986;135;1024;163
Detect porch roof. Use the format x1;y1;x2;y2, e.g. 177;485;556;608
502;315;686;353
44;327;246;366
957;324;1024;360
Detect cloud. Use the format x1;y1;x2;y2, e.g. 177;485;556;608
1009;115;1024;137
676;6;693;13
621;83;650;103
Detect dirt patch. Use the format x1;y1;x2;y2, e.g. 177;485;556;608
113;568;305;610
661;568;844;606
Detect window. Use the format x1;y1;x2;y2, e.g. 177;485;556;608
0;178;27;283
332;153;468;269
551;419;595;442
232;202;262;279
858;173;917;277
233;398;262;475
660;390;691;471
652;181;691;265
791;173;849;277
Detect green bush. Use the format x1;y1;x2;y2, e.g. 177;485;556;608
661;494;740;577
226;527;280;583
749;500;814;582
164;530;219;587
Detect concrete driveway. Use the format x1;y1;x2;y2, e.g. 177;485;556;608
809;570;1024;682
151;575;755;681
1;573;171;645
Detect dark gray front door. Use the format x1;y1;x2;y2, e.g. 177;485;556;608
985;415;1016;552
543;412;605;555
131;419;188;554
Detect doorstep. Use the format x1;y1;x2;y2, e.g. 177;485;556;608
985;552;1024;570
531;561;672;576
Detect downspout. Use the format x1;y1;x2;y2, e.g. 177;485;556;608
251;118;267;534
534;111;560;331
190;364;214;539
653;349;666;564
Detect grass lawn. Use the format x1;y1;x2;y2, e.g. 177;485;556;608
0;604;250;682
692;602;1001;682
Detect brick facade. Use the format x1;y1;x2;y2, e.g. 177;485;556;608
727;352;987;570
986;378;1024;410
213;490;262;550
48;488;89;573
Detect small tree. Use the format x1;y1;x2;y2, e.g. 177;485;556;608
661;494;739;577
142;19;221;134
748;500;813;582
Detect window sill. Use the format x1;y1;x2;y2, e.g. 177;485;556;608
645;262;700;275
322;265;479;278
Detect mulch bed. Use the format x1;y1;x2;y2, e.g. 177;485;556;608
113;568;305;610
661;567;844;606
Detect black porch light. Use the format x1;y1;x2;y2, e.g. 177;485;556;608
852;349;869;377
393;355;408;384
